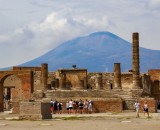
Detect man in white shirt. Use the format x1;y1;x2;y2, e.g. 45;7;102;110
135;100;140;118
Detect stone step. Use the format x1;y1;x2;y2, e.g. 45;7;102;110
41;90;142;100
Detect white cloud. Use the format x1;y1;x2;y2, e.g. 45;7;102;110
0;9;110;68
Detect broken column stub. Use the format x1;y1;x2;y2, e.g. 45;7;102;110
113;63;122;89
41;63;48;90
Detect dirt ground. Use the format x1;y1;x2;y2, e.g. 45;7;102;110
0;115;160;130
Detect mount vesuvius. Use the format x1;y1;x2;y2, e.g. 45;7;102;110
19;32;160;72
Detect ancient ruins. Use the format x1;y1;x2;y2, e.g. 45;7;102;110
0;32;160;119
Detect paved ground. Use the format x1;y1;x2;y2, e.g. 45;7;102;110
0;112;160;130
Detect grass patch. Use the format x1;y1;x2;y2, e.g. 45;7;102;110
54;116;85;120
111;112;119;115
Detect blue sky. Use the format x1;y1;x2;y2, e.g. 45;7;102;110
0;0;160;68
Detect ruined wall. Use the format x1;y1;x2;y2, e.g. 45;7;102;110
141;74;152;96
138;98;156;112
48;72;56;89
33;71;42;91
0;70;32;113
13;66;41;71
102;73;114;90
55;69;87;90
88;73;113;90
3;75;21;113
44;90;120;100
121;73;133;89
93;98;122;112
47;98;123;113
148;69;160;99
88;72;135;90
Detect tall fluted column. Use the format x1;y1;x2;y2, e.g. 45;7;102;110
113;63;122;89
41;63;48;90
132;32;140;89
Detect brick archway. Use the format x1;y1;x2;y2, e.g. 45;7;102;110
0;70;32;113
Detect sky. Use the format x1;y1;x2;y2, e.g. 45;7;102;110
0;0;160;68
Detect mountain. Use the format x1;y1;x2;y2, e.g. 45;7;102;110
18;32;160;72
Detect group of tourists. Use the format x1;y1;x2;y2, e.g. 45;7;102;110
50;99;63;114
50;99;93;114
66;99;93;114
134;100;149;118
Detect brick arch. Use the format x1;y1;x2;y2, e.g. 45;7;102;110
0;71;32;113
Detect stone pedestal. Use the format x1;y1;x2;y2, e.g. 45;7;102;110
19;102;52;120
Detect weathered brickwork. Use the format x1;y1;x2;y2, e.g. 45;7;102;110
0;71;32;113
92;98;123;112
49;98;122;113
33;71;42;91
148;69;160;99
139;98;156;112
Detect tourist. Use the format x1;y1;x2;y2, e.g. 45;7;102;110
50;99;54;114
57;101;63;114
83;99;89;114
79;99;84;114
68;99;73;114
54;99;58;114
88;100;93;114
134;100;140;118
75;99;79;113
73;100;78;114
143;101;149;118
66;100;69;114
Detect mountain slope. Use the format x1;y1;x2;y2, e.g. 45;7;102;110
20;32;160;72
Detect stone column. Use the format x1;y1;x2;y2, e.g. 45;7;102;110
41;63;48;90
113;63;122;89
59;71;66;90
95;73;102;90
132;32;140;89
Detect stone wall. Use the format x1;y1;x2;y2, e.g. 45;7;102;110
44;90;120;100
139;98;156;112
87;73;113;90
92;98;122;112
121;73;133;89
0;70;32;113
141;74;152;96
33;71;42;91
49;98;122;113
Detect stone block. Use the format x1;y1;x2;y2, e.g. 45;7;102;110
19;102;52;120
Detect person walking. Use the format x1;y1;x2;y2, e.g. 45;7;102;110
88;100;93;114
135;100;140;118
143;101;149;118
